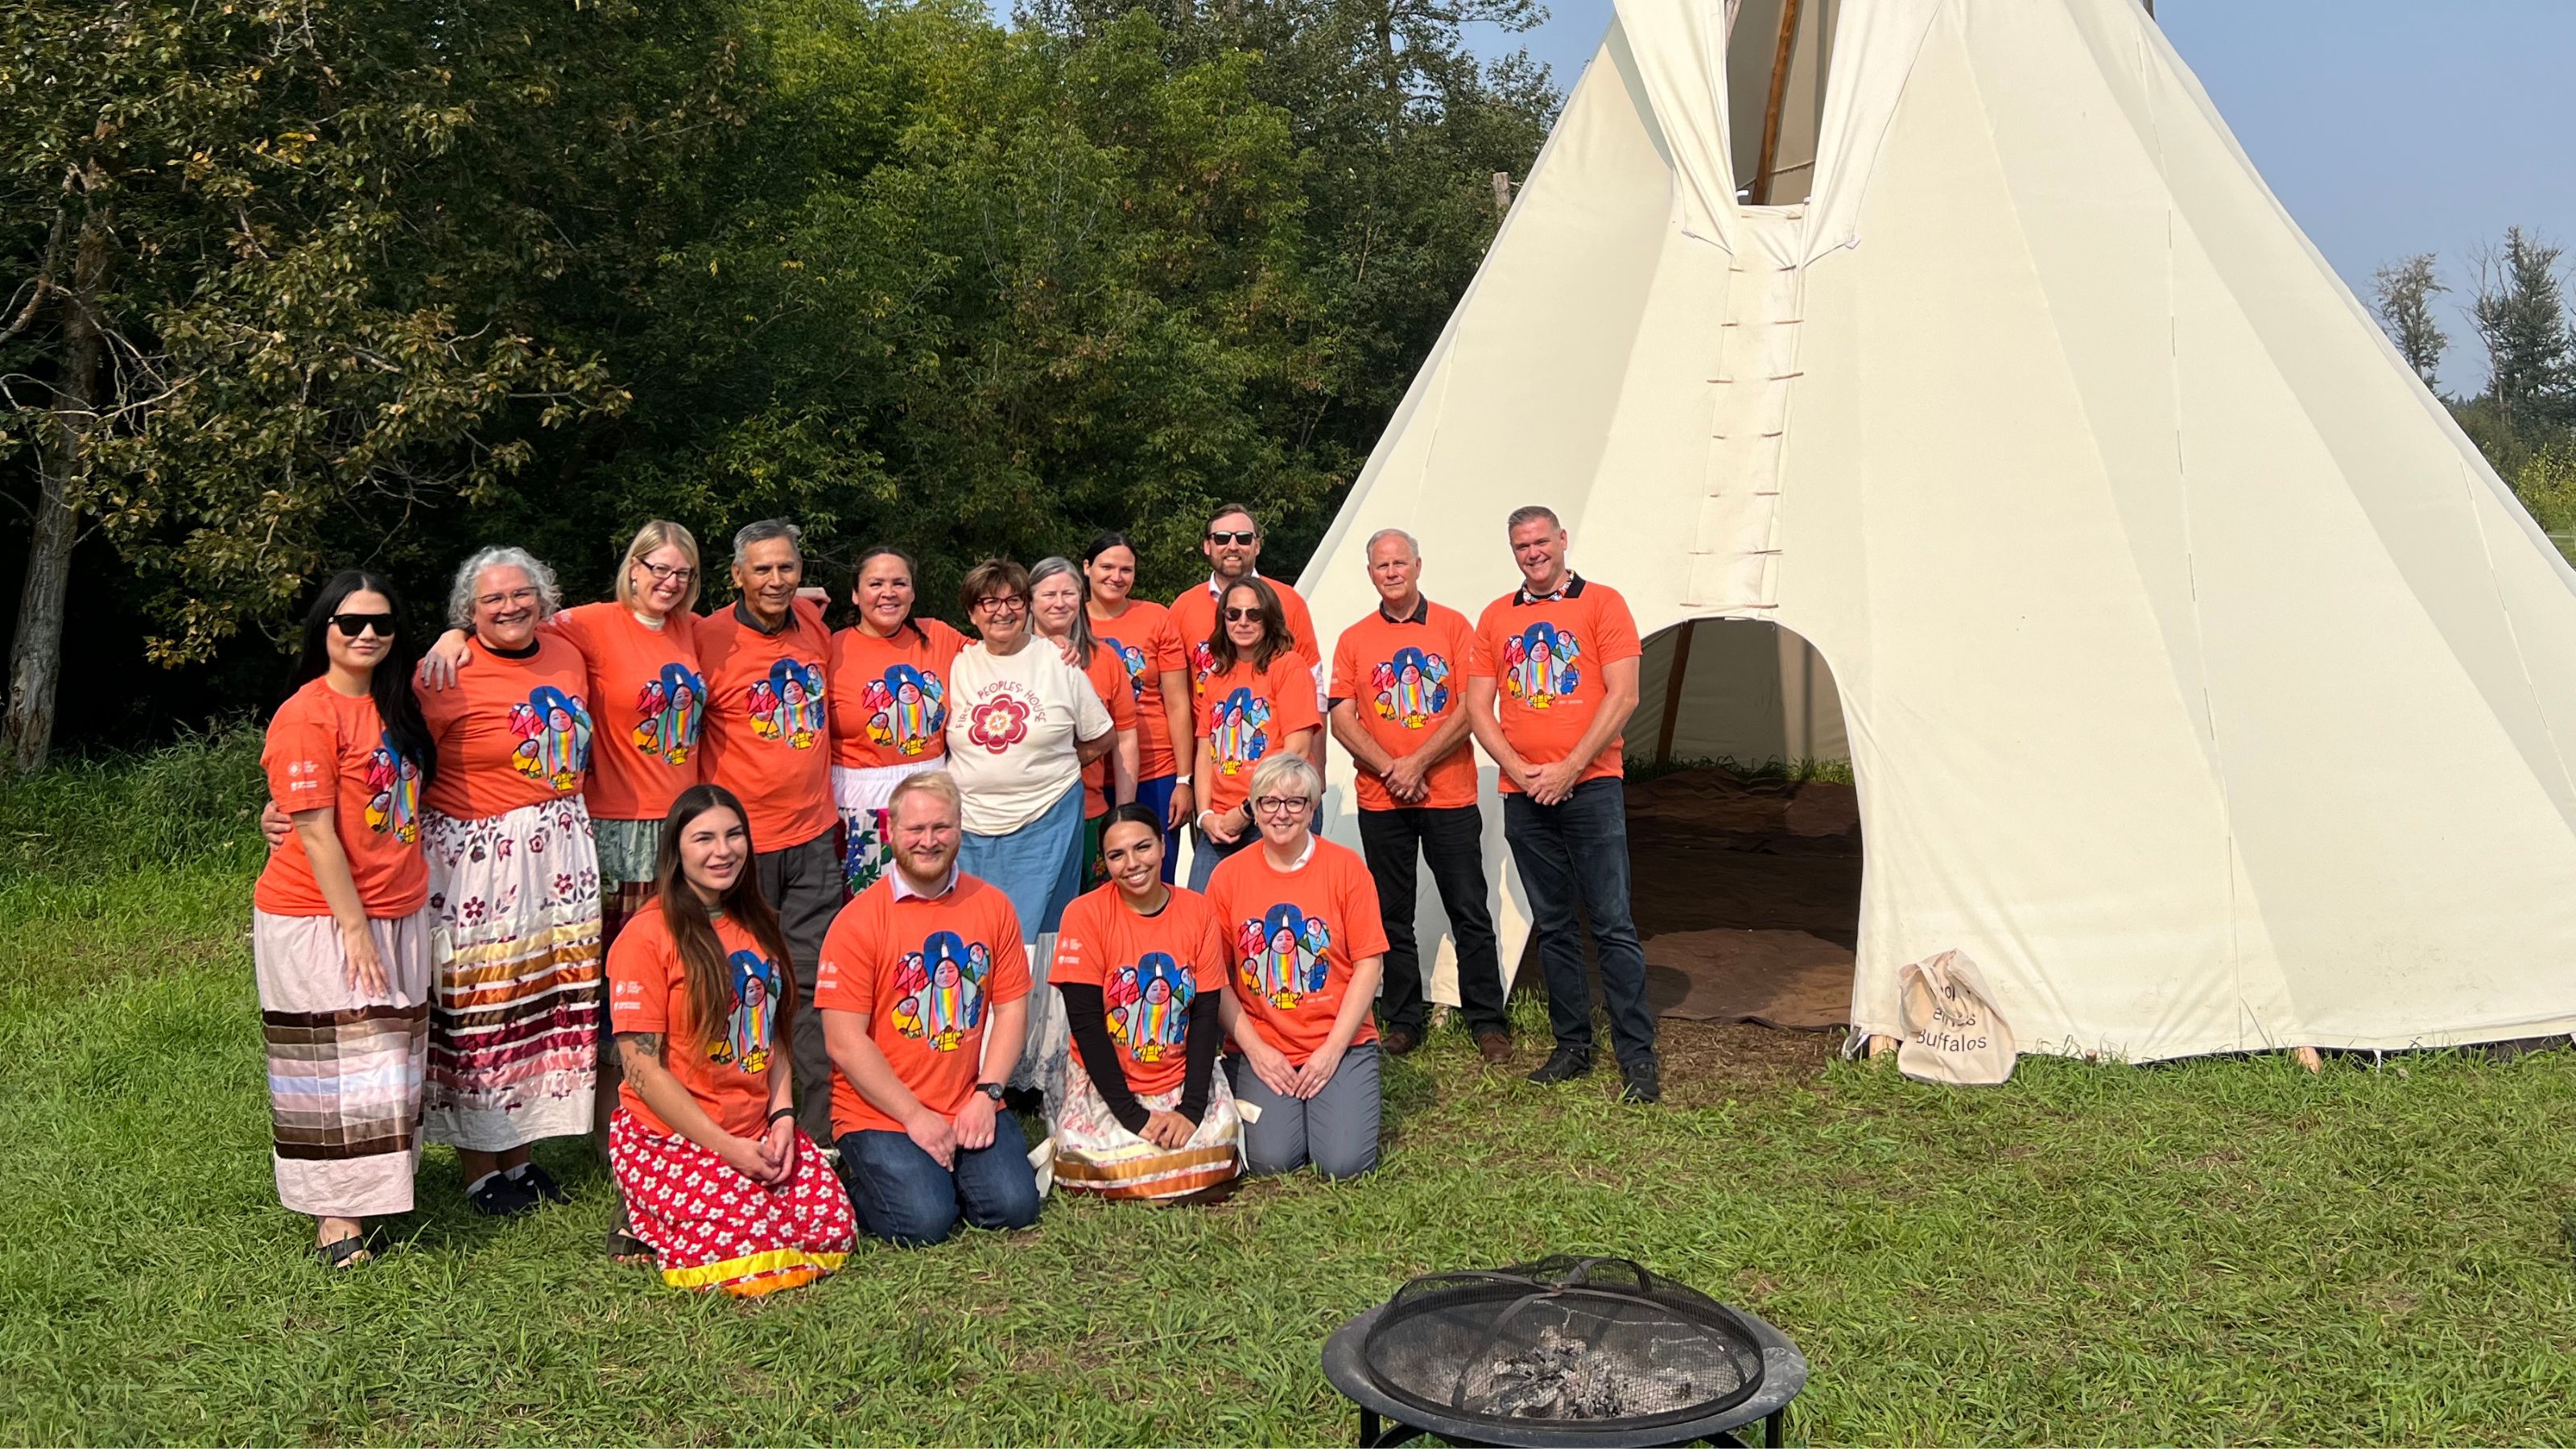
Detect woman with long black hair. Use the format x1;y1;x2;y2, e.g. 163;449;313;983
605;783;855;1295
251;570;439;1268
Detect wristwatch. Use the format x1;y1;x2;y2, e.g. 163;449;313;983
976;1082;1005;1103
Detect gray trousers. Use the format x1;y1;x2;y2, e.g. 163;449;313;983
1228;1043;1381;1180
757;827;847;1143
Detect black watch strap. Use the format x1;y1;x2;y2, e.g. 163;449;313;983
977;1082;1005;1102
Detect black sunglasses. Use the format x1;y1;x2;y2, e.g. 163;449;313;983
331;613;398;638
1205;530;1257;546
1222;605;1266;622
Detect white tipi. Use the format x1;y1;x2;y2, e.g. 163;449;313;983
1298;0;2576;1061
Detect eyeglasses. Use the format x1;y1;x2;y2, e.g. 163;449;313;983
1205;530;1257;546
476;587;540;609
634;561;696;584
330;613;397;638
1222;605;1265;622
1253;795;1311;816
974;595;1029;614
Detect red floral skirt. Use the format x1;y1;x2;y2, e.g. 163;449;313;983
608;1108;855;1296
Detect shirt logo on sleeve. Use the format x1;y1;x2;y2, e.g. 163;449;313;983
1370;647;1453;730
509;687;593;791
1237;905;1330;1009
1503;622;1582;709
892;931;992;1051
633;663;706;766
1106;952;1195;1064
749;658;827;749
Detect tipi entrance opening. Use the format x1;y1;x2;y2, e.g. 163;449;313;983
1624;619;1858;1033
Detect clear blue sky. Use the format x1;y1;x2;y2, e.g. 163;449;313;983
1460;0;2576;396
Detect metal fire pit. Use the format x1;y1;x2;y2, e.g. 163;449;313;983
1320;1257;1808;1448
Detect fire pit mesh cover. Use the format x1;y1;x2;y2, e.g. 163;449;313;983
1360;1256;1766;1430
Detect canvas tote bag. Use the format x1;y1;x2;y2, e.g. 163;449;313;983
1896;949;2017;1085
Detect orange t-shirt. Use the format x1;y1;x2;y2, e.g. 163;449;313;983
1077;642;1139;819
1051;883;1230;1097
254;679;430;918
1088;601;1187;781
695;600;838;851
1194;654;1322;819
1468;578;1645;795
828;618;967;770
1328;598;1482;812
812;873;1032;1137
551;602;704;822
418;634;595;819
1205;838;1389;1066
607;907;786;1138
1170;575;1321;697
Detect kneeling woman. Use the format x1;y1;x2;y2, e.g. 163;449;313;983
1050;804;1241;1199
1205;753;1388;1179
606;784;855;1294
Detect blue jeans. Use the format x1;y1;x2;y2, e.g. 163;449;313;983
959;782;1084;946
1133;774;1181;883
1503;778;1657;1065
836;1114;1041;1247
1187;828;1253;891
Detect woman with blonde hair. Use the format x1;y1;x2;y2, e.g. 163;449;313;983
1205;751;1387;1180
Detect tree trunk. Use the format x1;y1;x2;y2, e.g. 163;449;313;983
5;211;108;774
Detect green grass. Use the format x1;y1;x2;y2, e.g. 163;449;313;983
6;734;2576;1443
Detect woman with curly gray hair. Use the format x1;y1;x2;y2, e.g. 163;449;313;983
411;545;607;1217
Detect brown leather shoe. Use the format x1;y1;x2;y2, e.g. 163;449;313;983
1382;1024;1422;1056
1475;1030;1513;1066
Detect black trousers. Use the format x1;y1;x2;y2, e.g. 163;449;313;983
757;826;847;1143
1356;804;1510;1037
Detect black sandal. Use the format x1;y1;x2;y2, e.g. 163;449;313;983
604;1197;653;1266
316;1233;375;1270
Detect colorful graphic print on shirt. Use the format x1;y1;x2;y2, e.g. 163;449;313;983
1369;647;1453;729
707;948;778;1075
509;685;594;791
891;929;993;1051
632;662;708;766
861;663;947;757
748;658;828;749
964;679;1038;754
1105;952;1196;1065
1098;636;1151;703
1236;904;1331;1009
1208;687;1273;774
362;733;422;842
1502;622;1583;709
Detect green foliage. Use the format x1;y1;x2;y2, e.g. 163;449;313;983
2469;227;2576;435
2512;441;2576;563
0;0;706;663
3;0;1558;735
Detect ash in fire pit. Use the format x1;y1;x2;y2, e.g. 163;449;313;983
1466;1322;1741;1421
1358;1257;1767;1435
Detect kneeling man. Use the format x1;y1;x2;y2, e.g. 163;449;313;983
817;770;1042;1246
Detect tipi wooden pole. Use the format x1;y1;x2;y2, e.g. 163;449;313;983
1749;0;1806;205
1655;620;1699;765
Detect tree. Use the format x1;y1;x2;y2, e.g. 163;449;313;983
0;1;724;770
2371;252;2447;390
2468;226;2575;434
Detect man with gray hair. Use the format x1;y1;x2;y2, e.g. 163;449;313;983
696;517;844;1141
1464;505;1659;1102
1326;526;1510;1064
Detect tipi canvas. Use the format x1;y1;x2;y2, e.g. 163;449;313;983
1297;0;2576;1062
